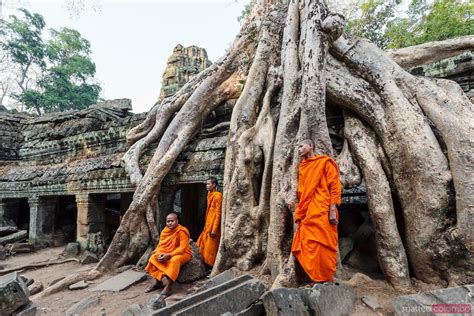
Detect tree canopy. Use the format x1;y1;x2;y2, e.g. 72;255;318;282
334;0;473;49
0;8;101;114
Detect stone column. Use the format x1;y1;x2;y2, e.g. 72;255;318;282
76;193;106;249
28;196;57;245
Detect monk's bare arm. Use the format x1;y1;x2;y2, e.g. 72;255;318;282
326;162;342;225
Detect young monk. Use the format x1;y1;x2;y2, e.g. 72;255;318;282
196;176;222;267
291;139;342;283
145;212;192;296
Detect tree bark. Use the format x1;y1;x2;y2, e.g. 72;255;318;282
37;1;474;295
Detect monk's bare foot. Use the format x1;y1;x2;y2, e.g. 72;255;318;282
145;280;164;293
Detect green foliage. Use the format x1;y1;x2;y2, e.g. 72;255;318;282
0;9;101;114
346;0;402;49
344;0;473;49
0;8;46;79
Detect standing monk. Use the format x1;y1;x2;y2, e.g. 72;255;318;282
196;177;222;267
291;139;342;283
145;212;192;296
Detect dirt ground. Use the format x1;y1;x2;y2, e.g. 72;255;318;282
1;247;443;315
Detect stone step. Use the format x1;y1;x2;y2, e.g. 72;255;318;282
151;274;265;316
91;270;147;292
392;285;474;316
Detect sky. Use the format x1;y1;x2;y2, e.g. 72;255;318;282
2;0;249;113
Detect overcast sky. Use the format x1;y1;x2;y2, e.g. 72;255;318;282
2;0;249;113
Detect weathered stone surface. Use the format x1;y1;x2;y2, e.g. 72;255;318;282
20;276;33;287
28;281;43;295
177;241;206;283
149;294;167;310
0;272;29;315
80;250;99;264
152;274;265;315
65;294;101;316
234;301;265;316
339;237;354;261
7;243;34;254
63;242;80;258
361;295;381;312
261;288;309;316
91;270;146;292
195;269;237;293
0;226;18;237
392;285;474;316
262;283;356;316
14;301;37;316
159;44;212;100
69;280;89;290
0;245;7;260
0;230;27;246
122;303;144;316
302;284;356;316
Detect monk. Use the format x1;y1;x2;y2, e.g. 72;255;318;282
196;176;222;267
145;212;192;296
291;139;342;283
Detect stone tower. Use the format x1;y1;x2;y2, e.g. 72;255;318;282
159;44;212;100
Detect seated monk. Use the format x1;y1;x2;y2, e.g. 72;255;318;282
196;176;222;267
145;212;192;296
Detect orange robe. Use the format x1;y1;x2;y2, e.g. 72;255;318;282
196;191;222;266
145;224;192;282
291;155;342;282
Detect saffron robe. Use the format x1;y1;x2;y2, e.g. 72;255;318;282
145;224;192;282
196;191;222;266
291;155;342;282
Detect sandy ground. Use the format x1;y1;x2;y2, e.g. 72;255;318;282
2;247;194;315
1;247;443;315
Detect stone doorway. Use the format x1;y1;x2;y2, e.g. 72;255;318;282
171;184;208;241
54;196;77;246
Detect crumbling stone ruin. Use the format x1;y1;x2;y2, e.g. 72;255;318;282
159;44;212;100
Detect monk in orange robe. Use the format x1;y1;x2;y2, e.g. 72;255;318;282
291;139;342;283
196;176;222;266
145;212;192;296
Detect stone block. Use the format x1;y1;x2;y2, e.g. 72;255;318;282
235;301;264;316
80;250;99;264
28;282;43;296
65;294;100;316
177;242;206;283
0;230;27;246
77;224;90;239
14;301;37;316
90;270;146;292
392;285;474;316
195;269;236;293
8;243;35;254
69;280;88;290
301;283;356;316
63;242;80;258
0;245;7;260
261;288;309;316
122;303;144;316
0;272;29;315
152;274;265;315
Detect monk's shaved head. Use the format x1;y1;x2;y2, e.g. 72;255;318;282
166;212;179;221
300;139;314;148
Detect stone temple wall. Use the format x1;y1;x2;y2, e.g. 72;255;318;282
0;96;233;247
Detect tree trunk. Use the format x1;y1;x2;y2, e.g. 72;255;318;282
39;1;473;295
